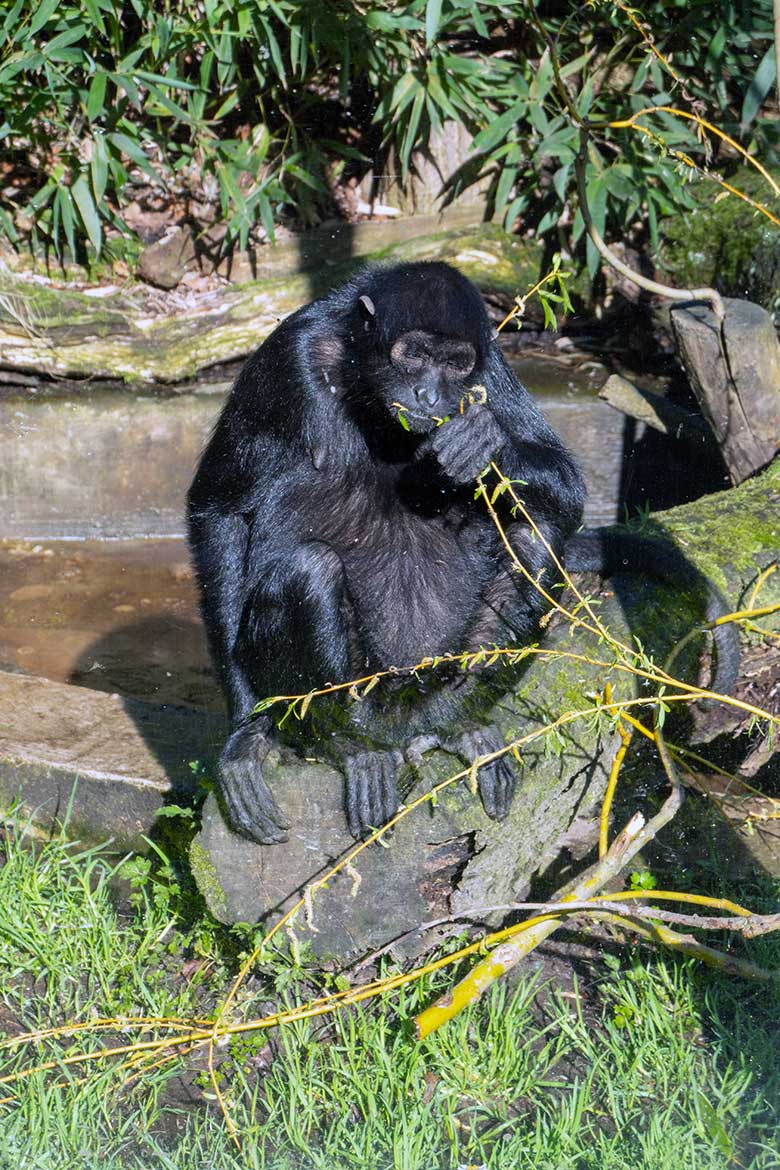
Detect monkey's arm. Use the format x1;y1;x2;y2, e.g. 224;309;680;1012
187;504;291;844
187;508;258;723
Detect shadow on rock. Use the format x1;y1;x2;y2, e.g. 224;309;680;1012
68;614;226;795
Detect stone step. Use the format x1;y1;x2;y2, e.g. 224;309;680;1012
0;669;224;849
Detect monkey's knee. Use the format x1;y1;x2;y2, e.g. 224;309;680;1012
291;541;346;587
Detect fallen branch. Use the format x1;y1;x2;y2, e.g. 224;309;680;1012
414;753;683;1039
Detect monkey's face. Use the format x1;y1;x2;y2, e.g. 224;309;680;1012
369;329;479;434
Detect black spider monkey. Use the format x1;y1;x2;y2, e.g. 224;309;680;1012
188;261;739;843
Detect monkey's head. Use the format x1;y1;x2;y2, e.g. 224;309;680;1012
350;262;494;435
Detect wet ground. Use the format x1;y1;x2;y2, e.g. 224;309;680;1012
0;539;219;710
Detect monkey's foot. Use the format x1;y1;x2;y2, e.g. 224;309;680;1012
344;750;403;839
218;724;291;845
451;725;518;821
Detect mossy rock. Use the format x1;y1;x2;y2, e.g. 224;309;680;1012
0;222;547;386
657;171;780;317
190;461;780;959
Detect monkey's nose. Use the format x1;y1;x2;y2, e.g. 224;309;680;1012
416;385;441;409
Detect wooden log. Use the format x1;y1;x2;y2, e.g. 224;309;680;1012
598;373;711;442
670;298;780;483
0;222;542;386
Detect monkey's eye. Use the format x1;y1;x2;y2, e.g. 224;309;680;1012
390;332;476;378
442;343;476;377
390;333;433;373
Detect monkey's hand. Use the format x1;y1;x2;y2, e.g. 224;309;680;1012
218;722;291;844
428;403;506;484
451;725;518;821
344;749;403;839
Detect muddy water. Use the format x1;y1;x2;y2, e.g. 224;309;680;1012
0;355;617;707
0;539;219;709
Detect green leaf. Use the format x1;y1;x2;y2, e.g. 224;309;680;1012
108;131;161;183
470;99;526;153
71;173;102;255
28;0;59;37
258;15;286;85
132;69;199;91
86;71;107;122
494;143;520;215
81;0;107;35
258;192;276;241
534;126;577;162
741;44;776;131
284;163;326;192
552;162;571;203
91;133;108;201
705;25;726;71
603;164;634;200
43;25;89;56
365;11;398;32
1;0;25;43
425;0;442;46
426;66;459;122
109;71;141;109
400;86;425;172
386;71;421;119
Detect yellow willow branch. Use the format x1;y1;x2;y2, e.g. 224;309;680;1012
600;681;633;856
415;761;685;1038
612;0;685;87
478;468;613;642
604;914;777;980
607;105;780;198
748;563;779;611
496;265;568;332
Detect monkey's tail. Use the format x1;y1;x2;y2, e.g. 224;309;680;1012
564;528;741;698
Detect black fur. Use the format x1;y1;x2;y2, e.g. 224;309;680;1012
187;261;737;843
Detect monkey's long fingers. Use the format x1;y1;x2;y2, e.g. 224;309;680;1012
218;726;291;844
344;751;401;838
381;751;403;825
451;727;520;822
479;757;517;821
431;409;502;484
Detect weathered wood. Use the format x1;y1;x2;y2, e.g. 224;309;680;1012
598;373;711;443
670;298;780;483
0;222;542;385
357;121;489;216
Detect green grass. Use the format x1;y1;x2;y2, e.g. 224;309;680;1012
0;816;779;1170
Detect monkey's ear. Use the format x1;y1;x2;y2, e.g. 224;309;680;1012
359;294;376;318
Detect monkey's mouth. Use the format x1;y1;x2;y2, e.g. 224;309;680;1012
391;401;449;434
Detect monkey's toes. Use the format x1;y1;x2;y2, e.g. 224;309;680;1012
344;750;402;838
451;726;520;822
479;757;518;821
218;751;291;845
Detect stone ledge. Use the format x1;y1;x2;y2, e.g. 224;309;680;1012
0;670;224;848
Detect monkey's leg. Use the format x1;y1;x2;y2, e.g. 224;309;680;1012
222;541;357;844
